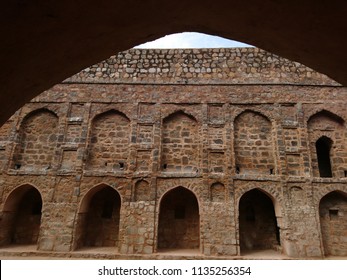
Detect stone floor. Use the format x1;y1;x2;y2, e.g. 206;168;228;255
2;244;344;260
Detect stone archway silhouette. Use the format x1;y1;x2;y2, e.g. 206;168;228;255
2;1;347;125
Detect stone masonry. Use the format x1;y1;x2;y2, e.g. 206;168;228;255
0;48;346;258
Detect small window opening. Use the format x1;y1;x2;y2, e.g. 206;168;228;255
174;206;185;219
14;163;21;170
32;201;42;215
329;209;339;220
316;137;333;178
104;162;108;166
270;168;274;175
163;163;167;170
236;166;240;174
119;162;124;169
344;170;347;177
101;201;114;219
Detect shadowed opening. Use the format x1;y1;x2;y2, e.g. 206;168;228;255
316;137;333;178
239;189;280;254
158;187;200;250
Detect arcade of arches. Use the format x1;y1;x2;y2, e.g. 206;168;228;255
0;47;346;258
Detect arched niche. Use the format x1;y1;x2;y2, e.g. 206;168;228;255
12;109;59;171
74;185;122;249
157;186;200;250
319;191;347;256
308;110;346;178
238;188;280;254
234;110;275;176
134;180;150;201
0;185;42;246
87;110;130;171
161;111;199;173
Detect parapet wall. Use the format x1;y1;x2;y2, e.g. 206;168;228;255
65;48;338;85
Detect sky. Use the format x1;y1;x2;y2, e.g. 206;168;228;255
135;32;253;49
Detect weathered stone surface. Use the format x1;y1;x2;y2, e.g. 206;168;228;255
0;48;346;258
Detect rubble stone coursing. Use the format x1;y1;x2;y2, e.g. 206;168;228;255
0;48;346;258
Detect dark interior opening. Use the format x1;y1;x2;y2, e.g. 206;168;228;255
239;189;280;253
31;200;42;215
174;206;186;219
101;200;114;219
316;137;333;178
329;209;339;220
158;187;199;249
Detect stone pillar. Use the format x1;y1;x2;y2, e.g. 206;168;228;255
38;202;77;252
119;201;156;254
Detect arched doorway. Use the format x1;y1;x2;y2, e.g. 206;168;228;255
319;191;347;256
75;186;121;249
0;185;42;246
158;187;200;250
239;189;280;254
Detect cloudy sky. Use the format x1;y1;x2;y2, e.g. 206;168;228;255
136;32;253;49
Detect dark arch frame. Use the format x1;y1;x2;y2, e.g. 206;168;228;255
3;1;347;129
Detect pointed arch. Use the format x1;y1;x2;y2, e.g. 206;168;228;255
162;110;197;123
308;110;345;128
0;184;42;246
87;109;130;170
238;188;280;254
319;191;347;256
157;186;200;250
74;184;122;249
308;110;346;178
161;110;199;172
12;108;59;170
92;109;130;123
234;110;275;175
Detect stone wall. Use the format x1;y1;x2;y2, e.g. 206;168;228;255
0;48;346;258
65;48;338;86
